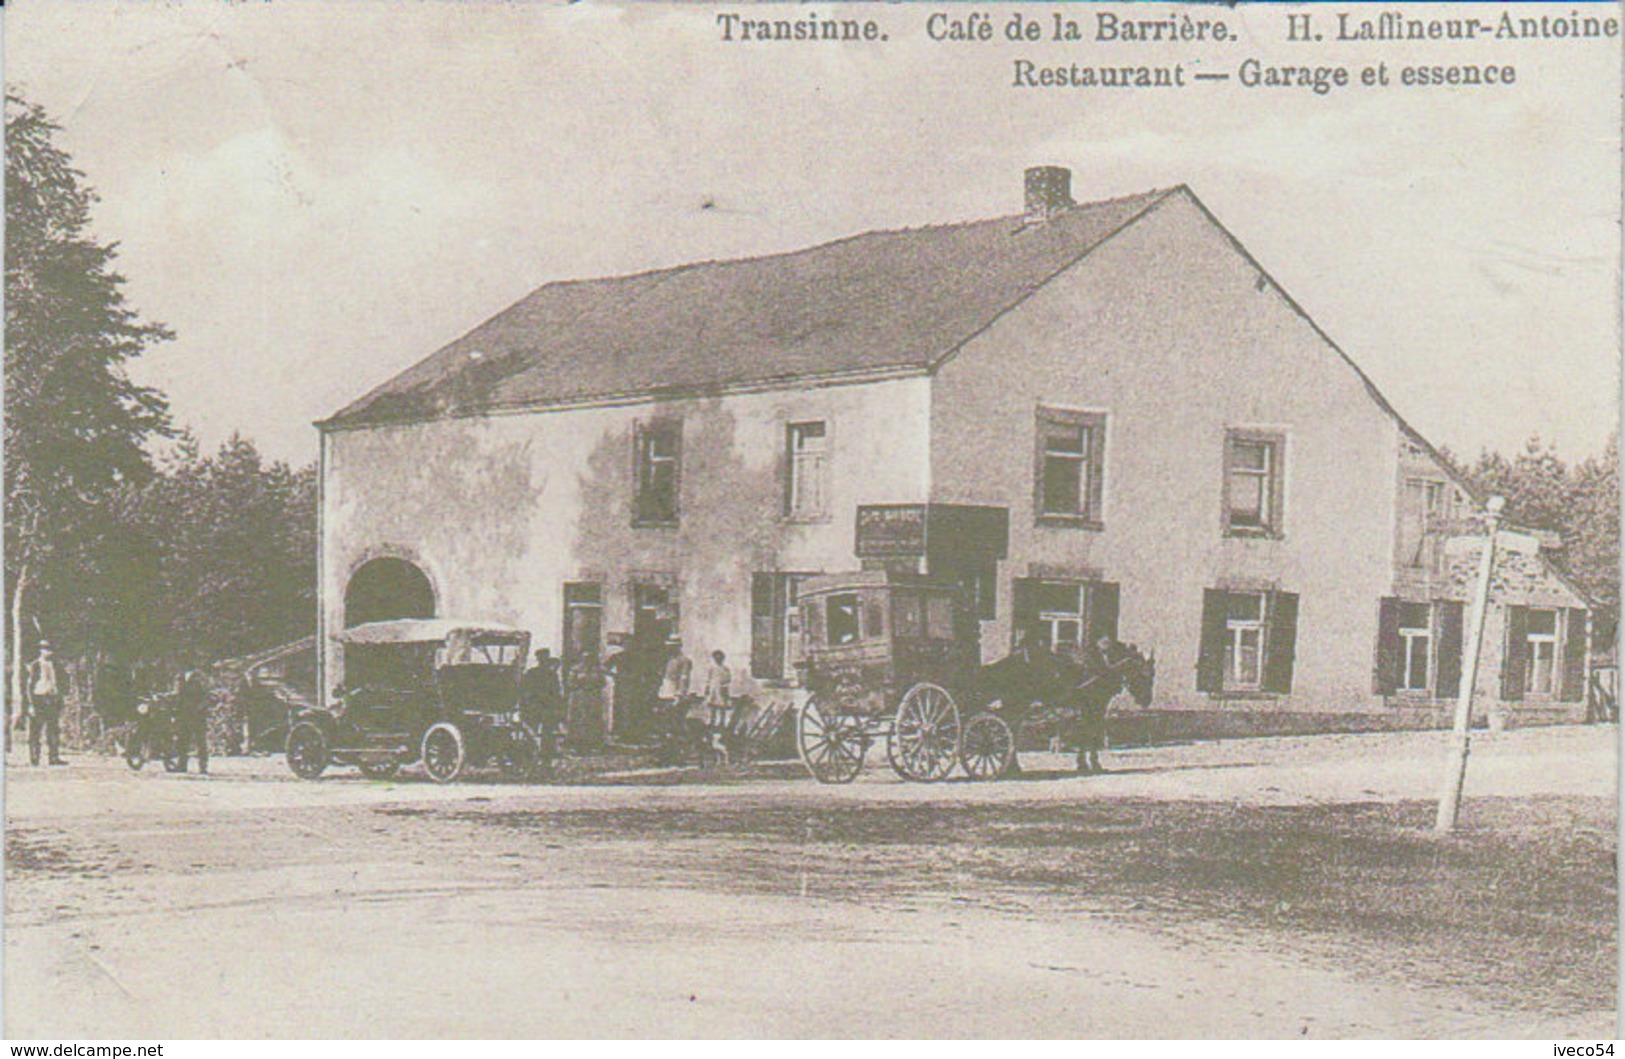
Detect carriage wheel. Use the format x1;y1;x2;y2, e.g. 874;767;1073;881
285;722;329;780
421;722;466;784
796;697;864;785
889;683;961;782
960;713;1015;781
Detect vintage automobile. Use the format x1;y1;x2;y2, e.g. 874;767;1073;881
284;619;541;783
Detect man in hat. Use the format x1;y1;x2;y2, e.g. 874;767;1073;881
172;666;211;774
520;647;565;746
22;640;68;766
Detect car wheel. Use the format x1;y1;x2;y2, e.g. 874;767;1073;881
285;722;329;780
421;722;465;784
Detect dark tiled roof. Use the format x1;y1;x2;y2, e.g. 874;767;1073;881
323;188;1175;428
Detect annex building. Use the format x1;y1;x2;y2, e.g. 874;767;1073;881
317;168;1591;739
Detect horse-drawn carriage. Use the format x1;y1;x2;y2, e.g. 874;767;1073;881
793;570;1155;784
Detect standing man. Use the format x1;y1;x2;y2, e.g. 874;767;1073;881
173;666;210;775
520;648;565;754
23;640;68;766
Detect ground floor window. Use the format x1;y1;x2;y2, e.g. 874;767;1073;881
631;579;679;645
1502;606;1587;702
1374;598;1465;698
1011;578;1119;657
751;572;814;682
1197;588;1299;695
562;582;603;671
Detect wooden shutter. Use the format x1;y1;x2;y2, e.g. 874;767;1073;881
1372;597;1403;695
1434;600;1465;699
1560;608;1589;702
1500;605;1529;702
750;574;782;680
1086;581;1120;645
1196;589;1228;694
1011;578;1039;647
1262;591;1299;695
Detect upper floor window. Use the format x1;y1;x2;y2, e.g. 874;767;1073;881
633;420;681;526
1224;431;1285;538
1035;408;1105;527
785;421;830;521
1398;477;1455;569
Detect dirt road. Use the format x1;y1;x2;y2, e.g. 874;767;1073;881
5;726;1616;1038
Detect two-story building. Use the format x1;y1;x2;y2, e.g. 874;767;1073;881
317;168;1591;739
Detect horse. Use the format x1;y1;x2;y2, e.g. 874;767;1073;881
1064;638;1156;773
975;635;1155;775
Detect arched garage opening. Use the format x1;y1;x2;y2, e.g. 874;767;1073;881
343;557;435;628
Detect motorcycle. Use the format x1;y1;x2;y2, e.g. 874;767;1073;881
120;693;185;772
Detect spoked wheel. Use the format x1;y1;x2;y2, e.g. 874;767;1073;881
494;730;539;782
358;760;401;781
960;712;1015;781
888;683;961;782
285;722;330;780
421;722;466;784
796;697;865;784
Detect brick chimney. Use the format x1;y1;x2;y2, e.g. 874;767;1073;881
1024;165;1075;222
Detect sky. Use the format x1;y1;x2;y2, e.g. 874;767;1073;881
5;0;1620;467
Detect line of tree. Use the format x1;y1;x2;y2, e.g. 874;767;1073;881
5;93;315;721
1451;434;1620;645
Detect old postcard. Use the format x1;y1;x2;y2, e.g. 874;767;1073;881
3;0;1619;1042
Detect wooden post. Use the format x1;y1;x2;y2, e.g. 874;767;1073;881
1435;496;1505;833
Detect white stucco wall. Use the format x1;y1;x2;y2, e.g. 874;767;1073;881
320;376;932;702
929;190;1403;712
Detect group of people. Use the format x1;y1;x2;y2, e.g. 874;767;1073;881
11;639;213;772
653;640;738;761
520;635;738;760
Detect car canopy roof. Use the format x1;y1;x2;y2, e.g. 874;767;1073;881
334;619;529;646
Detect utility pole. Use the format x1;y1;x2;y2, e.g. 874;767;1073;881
1435;495;1505;833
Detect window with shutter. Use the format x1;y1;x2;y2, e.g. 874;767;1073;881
750;572;814;682
1010;578;1120;656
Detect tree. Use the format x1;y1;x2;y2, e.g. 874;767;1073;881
5;93;172;710
119;434;317;667
1457;434;1620;643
